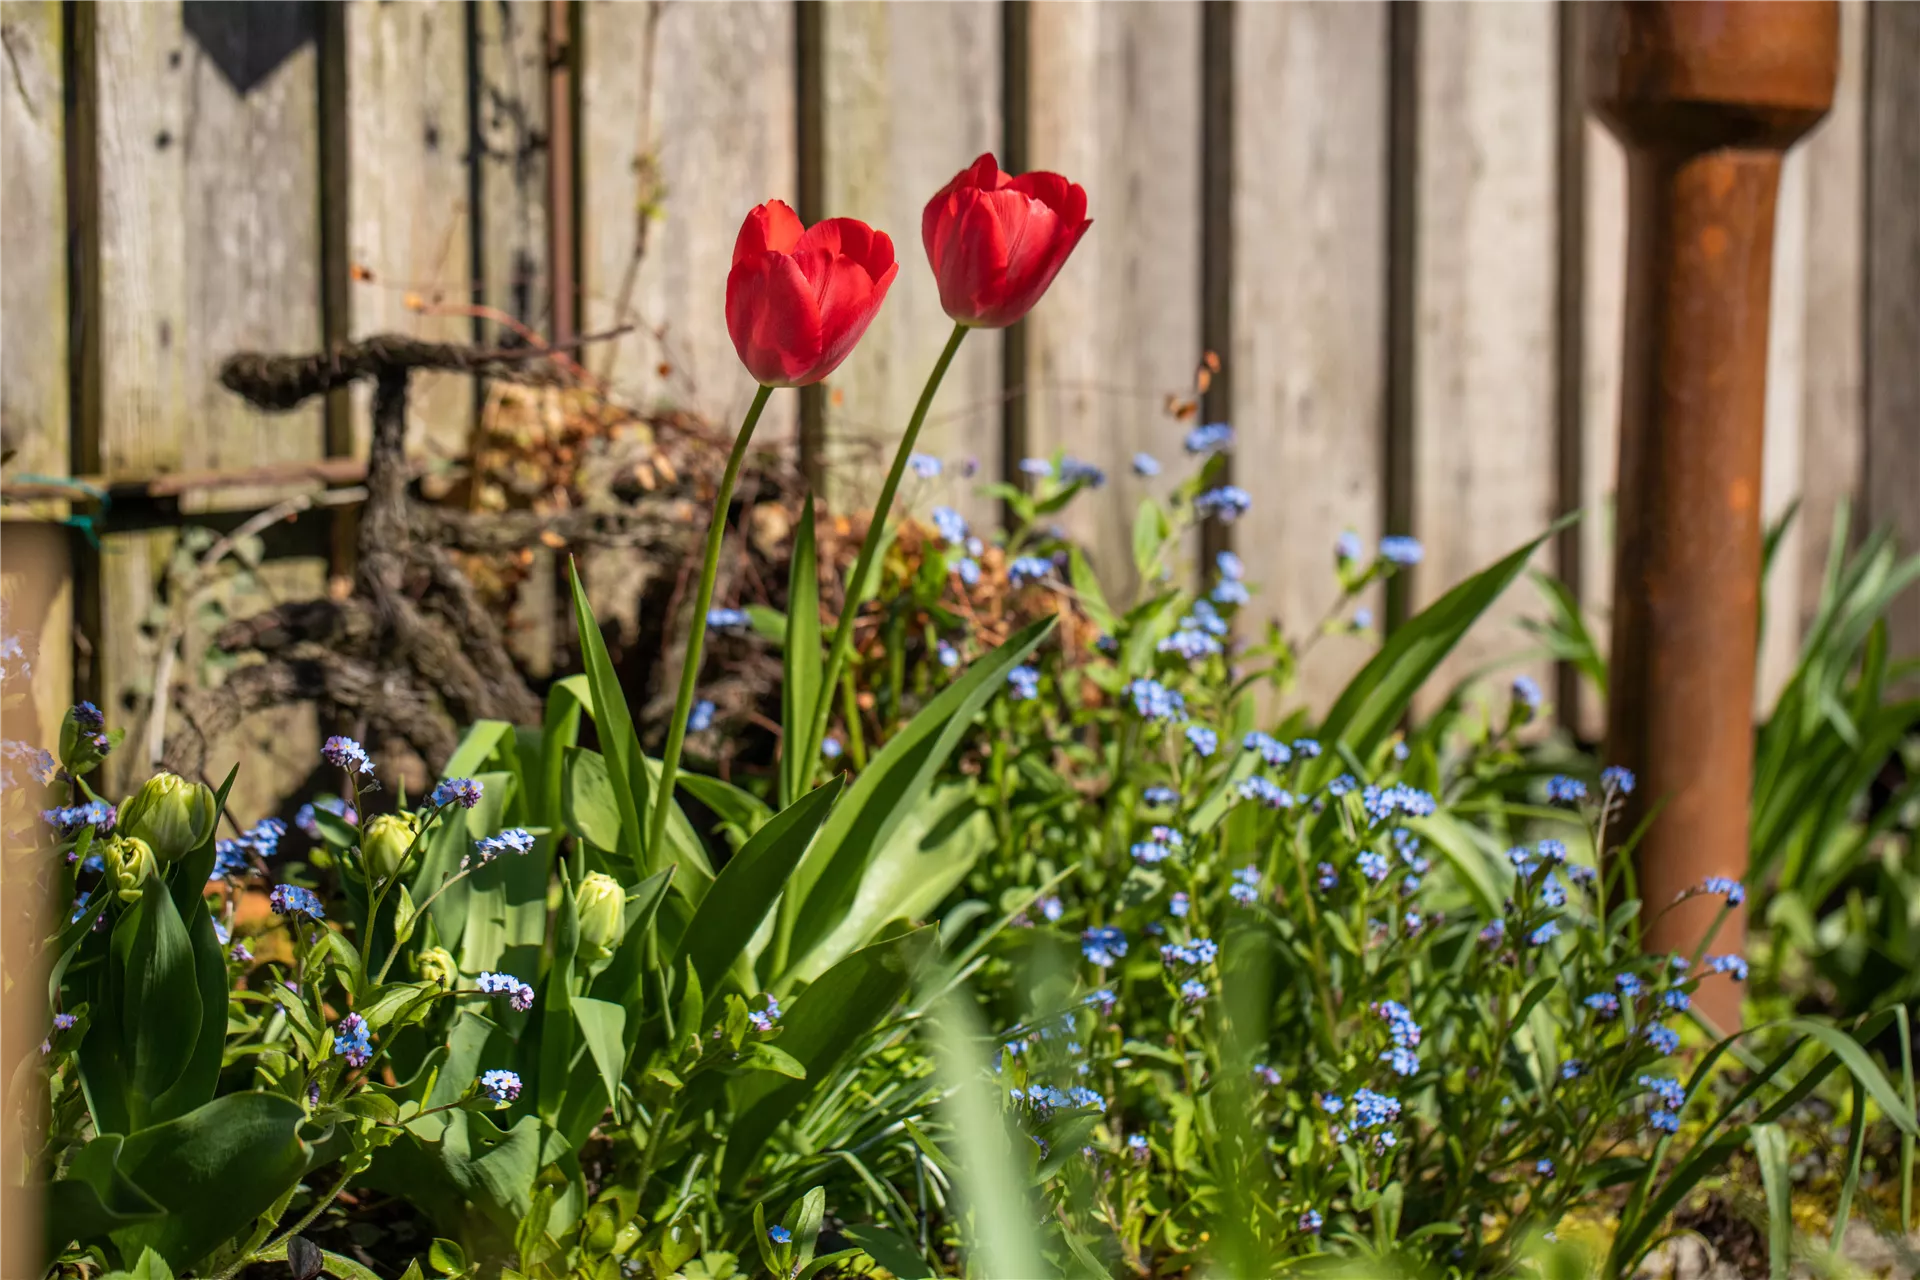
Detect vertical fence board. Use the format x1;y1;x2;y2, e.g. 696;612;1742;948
1867;0;1920;664
1798;0;1867;629
87;1;326;806
1025;1;1199;603
1757;148;1808;712
578;0;657;405
1410;1;1558;715
0;526;74;745
1;0;69;507
816;0;1000;525
344;0;474;461
1232;2;1388;715
591;0;795;446
1578;118;1627;740
474;0;551;343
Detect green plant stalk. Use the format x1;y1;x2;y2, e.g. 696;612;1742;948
801;322;968;781
648;382;774;863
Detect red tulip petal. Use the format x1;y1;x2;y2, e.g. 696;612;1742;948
732;199;805;268
981;188;1063;297
807;254;878;378
796;218;894;282
725;251;823;386
931;189;1011;323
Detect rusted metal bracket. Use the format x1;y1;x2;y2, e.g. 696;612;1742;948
1590;0;1838;1027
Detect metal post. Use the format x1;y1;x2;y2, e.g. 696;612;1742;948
1590;1;1837;1028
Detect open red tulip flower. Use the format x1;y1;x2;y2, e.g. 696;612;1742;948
922;153;1092;329
725;200;898;388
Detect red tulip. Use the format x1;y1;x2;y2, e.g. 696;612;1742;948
921;153;1091;329
725;200;898;388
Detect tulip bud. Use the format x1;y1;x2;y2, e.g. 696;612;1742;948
118;772;218;862
104;836;157;903
361;813;421;884
416;945;459;991
576;872;625;957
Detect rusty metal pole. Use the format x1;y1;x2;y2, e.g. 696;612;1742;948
1591;1;1837;1028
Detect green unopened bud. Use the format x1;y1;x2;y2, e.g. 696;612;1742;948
576;872;625;956
118;772;218;862
361;813;420;884
416;945;458;991
105;836;157;903
391;884;418;946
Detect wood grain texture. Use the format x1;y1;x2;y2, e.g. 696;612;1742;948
0;524;74;748
596;0;796;446
1866;0;1920;663
474;0;551;343
578;0;659;403
817;0;1001;525
0;1;69;510
1025;0;1199;603
87;1;324;800
1411;0;1558;715
1797;0;1866;627
1233;2;1390;716
344;0;474;461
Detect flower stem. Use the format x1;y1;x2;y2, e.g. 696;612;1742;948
647;382;775;864
799;321;969;780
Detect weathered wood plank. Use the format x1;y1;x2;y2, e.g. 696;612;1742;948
1797;0;1867;629
0;525;74;748
1578;117;1627;741
344;0;474;461
1411;0;1558;715
1757;146;1809;713
578;0;660;403
1025;0;1199;603
85;1;325;804
587;0;796;444
1228;3;1389;715
0;0;70;515
474;0;551;344
1866;0;1920;664
817;0;1001;527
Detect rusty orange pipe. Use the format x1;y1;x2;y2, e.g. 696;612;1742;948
1590;0;1837;1029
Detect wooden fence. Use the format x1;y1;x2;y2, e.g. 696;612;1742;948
2;0;1916;820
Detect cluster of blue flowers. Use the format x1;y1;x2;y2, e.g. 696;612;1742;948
1237;776;1295;810
473;827;536;864
1007;665;1041;701
212;816;287;879
1009;555;1053;588
1229;864;1261;906
295;795;355;839
1639;1074;1685;1132
1698;875;1746;907
1130;825;1184;866
1127;678;1186;723
1372;1000;1423;1077
1060;458;1107;488
333;1012;372;1067
706;607;752;632
687;699;715;732
1142;785;1179;808
1131;452;1161;477
1183;725;1218;757
322;735;374;776
270;884;325;919
431;777;484;809
1545;775;1587;805
931;505;968;545
41;799;115;838
1358;782;1437;826
1184;422;1234;454
1193;485;1251;523
1379;536;1424;567
748;995;781;1033
1081;926;1127;968
1159;937;1217;968
480;1068;522;1108
1242;732;1290;768
477;970;536;1012
908;452;942;478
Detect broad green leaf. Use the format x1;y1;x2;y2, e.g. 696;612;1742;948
119;884;200;1114
740;1042;807;1079
1751;1123;1791;1280
563;747;623;851
249;1239;384;1280
783;495;823;809
926;991;1054;1279
782;784;992;985
451;772;541;980
790;1185;827;1268
109;1093;308;1271
1780;1017;1919;1136
166;764;238;919
114;1248;175;1280
676;772;775;842
675;778;841;994
784;618;1053;966
1308;526;1558;790
1068;546;1117;636
1402;812;1510;918
568;562;647;872
1132;498;1170;582
45;1135;165;1252
443;720;515;779
570;996;628;1111
844;1225;934;1279
537;874;580;1126
722;927;936;1187
147;905;231;1124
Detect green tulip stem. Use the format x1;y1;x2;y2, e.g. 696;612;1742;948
800;321;969;779
647;382;776;863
